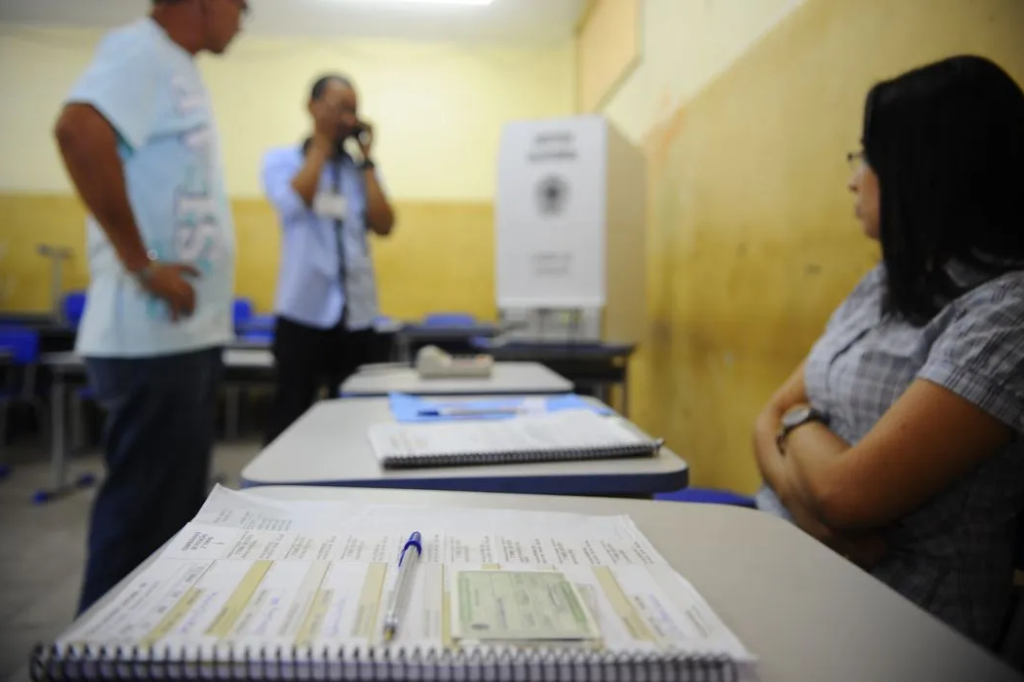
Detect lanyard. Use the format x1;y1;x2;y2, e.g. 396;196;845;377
332;160;348;315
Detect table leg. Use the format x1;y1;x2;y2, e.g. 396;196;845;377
225;385;240;440
0;404;9;479
620;364;630;418
33;371;97;504
397;335;411;363
49;374;67;492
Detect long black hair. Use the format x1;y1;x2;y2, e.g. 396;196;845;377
862;55;1024;324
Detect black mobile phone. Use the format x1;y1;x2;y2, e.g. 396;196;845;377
351;122;370;144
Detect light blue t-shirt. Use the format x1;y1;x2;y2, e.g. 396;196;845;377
68;18;235;358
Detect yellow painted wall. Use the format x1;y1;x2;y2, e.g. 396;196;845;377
0;23;573;313
576;0;641;112
622;0;1024;491
0;194;495;317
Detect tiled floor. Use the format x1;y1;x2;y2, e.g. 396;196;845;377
0;438;260;682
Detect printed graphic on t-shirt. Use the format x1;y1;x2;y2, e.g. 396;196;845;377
145;124;227;321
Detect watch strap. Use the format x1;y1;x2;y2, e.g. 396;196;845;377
129;251;159;285
776;407;829;452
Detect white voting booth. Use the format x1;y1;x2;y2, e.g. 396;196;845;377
495;115;646;344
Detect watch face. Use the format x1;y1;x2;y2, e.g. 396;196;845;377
782;406;813;429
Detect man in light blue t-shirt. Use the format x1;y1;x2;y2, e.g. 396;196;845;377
54;0;246;613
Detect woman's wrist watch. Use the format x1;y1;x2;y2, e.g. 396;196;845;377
776;405;830;453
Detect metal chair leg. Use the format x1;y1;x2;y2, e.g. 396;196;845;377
0;402;9;479
71;392;83;452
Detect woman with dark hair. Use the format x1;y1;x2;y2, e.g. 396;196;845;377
754;55;1024;647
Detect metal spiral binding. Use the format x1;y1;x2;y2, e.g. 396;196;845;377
384;440;664;470
31;643;737;681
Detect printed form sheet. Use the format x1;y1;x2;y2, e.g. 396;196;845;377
61;487;750;661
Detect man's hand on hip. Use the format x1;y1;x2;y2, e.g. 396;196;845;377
137;262;201;322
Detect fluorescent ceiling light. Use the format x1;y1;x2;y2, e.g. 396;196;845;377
339;0;495;5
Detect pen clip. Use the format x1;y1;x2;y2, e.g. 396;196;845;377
399;532;423;566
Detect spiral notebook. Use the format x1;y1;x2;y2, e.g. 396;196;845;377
31;486;757;682
368;409;663;469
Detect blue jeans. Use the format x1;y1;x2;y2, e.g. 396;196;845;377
77;347;223;614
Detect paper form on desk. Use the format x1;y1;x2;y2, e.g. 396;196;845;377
59;486;753;665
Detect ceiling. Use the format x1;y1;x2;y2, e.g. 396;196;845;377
0;0;589;44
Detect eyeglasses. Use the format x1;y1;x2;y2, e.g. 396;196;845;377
846;150;867;171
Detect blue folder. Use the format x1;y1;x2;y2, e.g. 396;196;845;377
388;392;613;423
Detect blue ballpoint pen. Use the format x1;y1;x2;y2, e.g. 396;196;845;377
383;531;423;642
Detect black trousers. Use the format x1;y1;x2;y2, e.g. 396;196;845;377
265;316;376;445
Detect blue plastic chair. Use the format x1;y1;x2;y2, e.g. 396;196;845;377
233;297;255;327
0;327;39;364
423;313;476;328
655;487;758;508
234;299;274;342
239;329;273;343
62;291;87;328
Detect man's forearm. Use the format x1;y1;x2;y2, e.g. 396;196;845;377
290;137;332;207
54;105;149;272
364;168;395;236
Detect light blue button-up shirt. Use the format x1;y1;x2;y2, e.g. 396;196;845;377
262;146;381;330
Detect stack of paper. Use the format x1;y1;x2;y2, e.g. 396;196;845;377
37;487;756;681
368;409;662;469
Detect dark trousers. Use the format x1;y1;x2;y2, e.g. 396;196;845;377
264;316;376;446
78;347;223;615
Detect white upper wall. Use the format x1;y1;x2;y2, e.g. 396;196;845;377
0;0;588;44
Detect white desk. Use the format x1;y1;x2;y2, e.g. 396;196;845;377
340;361;573;397
43;348;272;372
68;486;1019;682
242;396;688;496
222;347;273;368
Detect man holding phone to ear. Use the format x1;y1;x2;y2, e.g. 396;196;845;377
262;74;396;445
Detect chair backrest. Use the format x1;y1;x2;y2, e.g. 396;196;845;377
423;313;476;328
233;298;255;326
62;291;87;327
0;327;41;365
